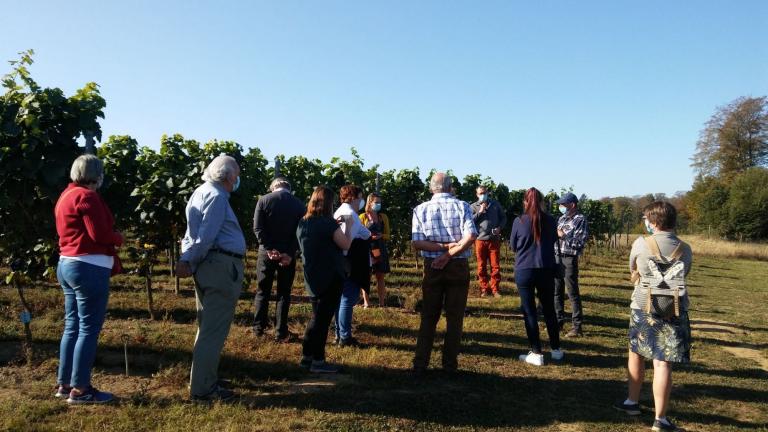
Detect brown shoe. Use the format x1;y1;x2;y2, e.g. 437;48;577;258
565;328;583;338
493;292;501;298
480;291;489;298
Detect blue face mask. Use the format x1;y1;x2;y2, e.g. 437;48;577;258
478;194;488;202
558;205;567;214
372;203;382;212
232;176;240;192
644;219;654;234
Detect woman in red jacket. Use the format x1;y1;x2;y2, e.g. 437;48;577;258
54;155;123;404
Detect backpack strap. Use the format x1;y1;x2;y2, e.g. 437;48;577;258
643;236;663;261
668;241;688;261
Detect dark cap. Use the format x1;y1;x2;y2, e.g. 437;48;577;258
556;192;578;205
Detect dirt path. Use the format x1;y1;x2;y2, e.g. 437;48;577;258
690;319;768;372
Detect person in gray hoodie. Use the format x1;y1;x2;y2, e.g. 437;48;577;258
470;186;507;297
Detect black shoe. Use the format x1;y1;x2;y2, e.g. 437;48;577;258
253;327;266;337
299;357;312;369
191;385;236;403
275;332;295;343
613;400;641;416
309;361;343;374
652;419;682;431
338;337;361;347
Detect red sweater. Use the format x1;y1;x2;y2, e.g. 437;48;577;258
55;183;123;272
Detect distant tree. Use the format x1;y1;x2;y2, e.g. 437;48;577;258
692;96;768;181
685;176;730;236
724;167;768;240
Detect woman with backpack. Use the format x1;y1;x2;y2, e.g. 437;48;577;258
614;201;693;432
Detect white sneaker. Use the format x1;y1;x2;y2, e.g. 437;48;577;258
551;349;564;361
518;351;544;366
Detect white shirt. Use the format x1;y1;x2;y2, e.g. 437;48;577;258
60;254;114;270
334;202;371;255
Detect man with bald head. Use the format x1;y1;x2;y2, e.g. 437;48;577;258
411;172;477;374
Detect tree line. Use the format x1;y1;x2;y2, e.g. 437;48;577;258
2;50;767;291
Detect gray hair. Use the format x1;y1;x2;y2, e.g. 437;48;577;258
270;177;291;192
202;155;239;183
429;172;452;193
70;154;104;186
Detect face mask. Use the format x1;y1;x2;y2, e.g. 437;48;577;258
358;199;365;211
232;176;240;192
644;219;654;234
478;194;488;202
372;203;382;212
558;205;567;214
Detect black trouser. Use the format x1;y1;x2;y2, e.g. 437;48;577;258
302;277;344;361
516;267;560;353
253;249;297;337
554;255;583;330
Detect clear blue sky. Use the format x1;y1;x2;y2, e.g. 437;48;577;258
3;1;767;198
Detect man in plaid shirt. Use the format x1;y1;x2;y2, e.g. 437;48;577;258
411;172;477;374
554;192;589;337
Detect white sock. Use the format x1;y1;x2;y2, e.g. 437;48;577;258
624;398;638;405
656;417;670;425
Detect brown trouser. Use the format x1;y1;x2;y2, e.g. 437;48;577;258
413;258;470;371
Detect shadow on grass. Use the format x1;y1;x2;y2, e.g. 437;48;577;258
691;319;768;333
233;364;768;430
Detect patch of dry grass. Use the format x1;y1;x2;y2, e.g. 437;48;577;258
682;235;768;261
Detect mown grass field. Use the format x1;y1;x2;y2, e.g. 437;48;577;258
1;244;766;432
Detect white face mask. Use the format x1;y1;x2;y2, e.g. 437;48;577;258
558;205;567;214
644;218;654;234
358;199;365;211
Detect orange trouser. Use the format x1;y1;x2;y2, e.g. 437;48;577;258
475;239;501;293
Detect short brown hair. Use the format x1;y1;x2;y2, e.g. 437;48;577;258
304;186;335;219
340;184;361;203
643;201;677;231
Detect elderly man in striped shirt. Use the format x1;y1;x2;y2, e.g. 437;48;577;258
411;172;477;374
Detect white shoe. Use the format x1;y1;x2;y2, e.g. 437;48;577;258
519;351;544;366
551;349;564;361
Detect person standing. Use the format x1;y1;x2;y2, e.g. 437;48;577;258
471;185;507;298
614;201;692;432
54;155;123;404
297;186;354;373
554;192;589;337
176;155;246;402
412;172;477;374
359;193;391;307
333;185;371;347
252;177;306;342
510;187;563;366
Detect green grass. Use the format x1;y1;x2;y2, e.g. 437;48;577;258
0;249;766;431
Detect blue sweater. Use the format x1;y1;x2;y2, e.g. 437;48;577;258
510;213;557;270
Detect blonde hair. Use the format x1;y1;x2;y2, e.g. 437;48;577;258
365;192;381;212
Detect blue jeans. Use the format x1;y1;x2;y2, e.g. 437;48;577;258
57;259;111;388
334;278;360;340
515;267;560;353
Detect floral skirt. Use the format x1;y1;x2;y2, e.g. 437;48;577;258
628;308;691;363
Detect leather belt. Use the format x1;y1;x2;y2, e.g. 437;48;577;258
210;248;244;259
